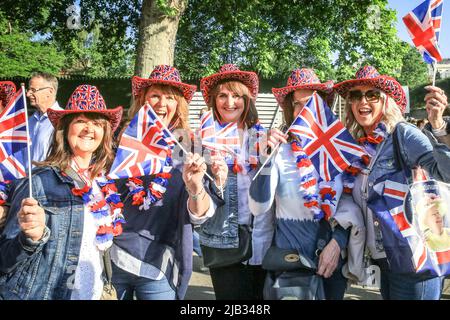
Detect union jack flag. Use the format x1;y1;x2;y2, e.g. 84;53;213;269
0;89;28;181
288;92;365;182
368;174;450;276
199;110;240;158
403;0;444;64
107;103;175;179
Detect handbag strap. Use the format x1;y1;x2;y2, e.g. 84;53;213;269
391;123;413;184
103;247;113;283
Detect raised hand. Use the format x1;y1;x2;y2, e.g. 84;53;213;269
425;86;448;130
209;153;228;188
17;198;46;242
183;152;208;194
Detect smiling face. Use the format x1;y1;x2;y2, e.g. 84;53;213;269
349;85;385;134
214;85;245;124
67;114;105;162
144;86;178;127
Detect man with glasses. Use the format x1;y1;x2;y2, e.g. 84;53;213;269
27;72;62;163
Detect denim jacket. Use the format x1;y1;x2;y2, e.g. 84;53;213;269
0;166;85;300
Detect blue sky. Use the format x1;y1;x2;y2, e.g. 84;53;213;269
388;0;449;59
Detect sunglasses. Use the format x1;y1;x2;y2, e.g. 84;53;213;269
348;90;381;103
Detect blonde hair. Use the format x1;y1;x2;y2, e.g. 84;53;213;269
344;93;405;139
208;81;259;129
126;84;191;132
35;113;115;180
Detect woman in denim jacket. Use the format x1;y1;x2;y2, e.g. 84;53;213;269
334;66;450;300
0;85;123;299
197;64;274;300
249;68;352;300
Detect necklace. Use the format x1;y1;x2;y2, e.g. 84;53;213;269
126;152;174;211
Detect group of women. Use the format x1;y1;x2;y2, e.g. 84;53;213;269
0;61;449;300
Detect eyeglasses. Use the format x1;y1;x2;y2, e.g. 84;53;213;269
348;90;381;103
27;87;51;94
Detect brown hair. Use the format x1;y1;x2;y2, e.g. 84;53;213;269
282;90;328;129
208;80;259;129
35;113;115;180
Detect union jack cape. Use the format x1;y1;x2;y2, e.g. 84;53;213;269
368;173;450;276
107;103;176;179
288;92;365;182
403;0;444;64
0;89;29;181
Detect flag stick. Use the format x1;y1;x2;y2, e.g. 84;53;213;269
218;174;224;199
432;62;437;87
21;84;33;198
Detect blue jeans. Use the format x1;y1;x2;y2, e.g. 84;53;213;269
111;263;176;300
323;260;348;300
379;267;442;300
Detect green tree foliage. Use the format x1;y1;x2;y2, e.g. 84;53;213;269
0;12;64;77
1;0;412;82
398;43;430;88
175;0;406;81
0;0;139;77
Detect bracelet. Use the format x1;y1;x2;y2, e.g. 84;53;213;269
186;186;205;201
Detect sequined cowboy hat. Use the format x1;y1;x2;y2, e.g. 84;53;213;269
334;65;407;113
131;65;197;103
47;84;123;131
272;68;335;108
200;64;259;104
0;81;17;108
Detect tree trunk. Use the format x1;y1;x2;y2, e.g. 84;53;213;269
134;0;187;77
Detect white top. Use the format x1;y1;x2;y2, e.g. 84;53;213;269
70;180;104;300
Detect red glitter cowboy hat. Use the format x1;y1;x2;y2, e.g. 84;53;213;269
47;84;123;131
272;68;334;108
334;65;407;113
200;64;259;104
0;81;17;108
131;65;197;103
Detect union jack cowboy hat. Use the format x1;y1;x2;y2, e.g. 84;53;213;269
131;65;197;103
47;84;123;131
200;64;259;104
272;68;334;108
334;66;407;113
0;81;16;108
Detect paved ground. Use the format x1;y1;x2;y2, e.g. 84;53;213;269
186;254;450;300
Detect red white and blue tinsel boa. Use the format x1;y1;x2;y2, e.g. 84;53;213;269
71;178;125;251
290;140;337;221
126;155;173;211
342;122;388;194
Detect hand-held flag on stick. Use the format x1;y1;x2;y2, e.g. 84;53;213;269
288;92;365;182
0;88;29;181
200;110;240;158
403;0;444;64
107;103;176;179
